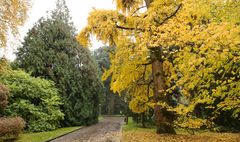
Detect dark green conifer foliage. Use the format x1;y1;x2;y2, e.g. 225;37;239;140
15;0;102;126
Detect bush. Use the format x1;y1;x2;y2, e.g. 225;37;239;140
0;70;64;132
0;83;25;141
0;117;25;138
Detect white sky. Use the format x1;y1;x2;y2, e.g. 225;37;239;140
1;0;116;61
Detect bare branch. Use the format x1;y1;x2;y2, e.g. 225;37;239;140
116;4;182;31
131;6;147;16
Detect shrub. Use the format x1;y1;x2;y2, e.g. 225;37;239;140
0;117;25;138
0;70;64;132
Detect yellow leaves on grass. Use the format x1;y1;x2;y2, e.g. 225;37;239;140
123;129;240;142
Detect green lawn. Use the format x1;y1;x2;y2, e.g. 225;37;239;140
98;115;104;121
123;117;156;131
17;117;103;142
16;126;81;142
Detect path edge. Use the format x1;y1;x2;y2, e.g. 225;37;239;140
119;119;125;142
45;126;85;142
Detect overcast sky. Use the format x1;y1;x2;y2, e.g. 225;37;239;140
2;0;115;61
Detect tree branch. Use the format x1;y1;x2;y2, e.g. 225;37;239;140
116;24;144;32
135;63;152;86
116;4;182;31
131;6;147;16
104;48;115;55
158;4;182;26
139;60;154;66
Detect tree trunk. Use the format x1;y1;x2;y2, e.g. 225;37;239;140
151;48;176;134
107;93;115;115
124;116;128;124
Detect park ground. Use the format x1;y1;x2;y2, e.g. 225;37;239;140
15;116;240;142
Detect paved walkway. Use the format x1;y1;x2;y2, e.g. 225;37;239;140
49;116;124;142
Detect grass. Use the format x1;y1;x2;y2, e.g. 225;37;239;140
98;115;104;121
123;117;156;132
17;116;102;142
114;114;124;117
16;126;81;142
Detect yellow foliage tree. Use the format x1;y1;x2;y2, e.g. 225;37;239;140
78;0;240;133
0;0;30;47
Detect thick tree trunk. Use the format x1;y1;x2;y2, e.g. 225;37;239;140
151;48;176;134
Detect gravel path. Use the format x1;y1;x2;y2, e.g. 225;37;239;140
49;116;124;142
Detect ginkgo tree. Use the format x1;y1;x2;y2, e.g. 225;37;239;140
167;1;240;129
78;0;240;133
0;0;30;47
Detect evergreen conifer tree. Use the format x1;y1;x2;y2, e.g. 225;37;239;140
15;0;102;126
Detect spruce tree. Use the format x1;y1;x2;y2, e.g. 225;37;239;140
15;0;102;126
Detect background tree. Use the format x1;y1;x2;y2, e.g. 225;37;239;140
15;0;103;126
93;46;127;115
0;0;30;47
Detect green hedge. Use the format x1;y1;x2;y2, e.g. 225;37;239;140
0;70;64;132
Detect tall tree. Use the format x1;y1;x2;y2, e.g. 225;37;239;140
0;0;30;47
15;0;102;126
78;0;240;133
